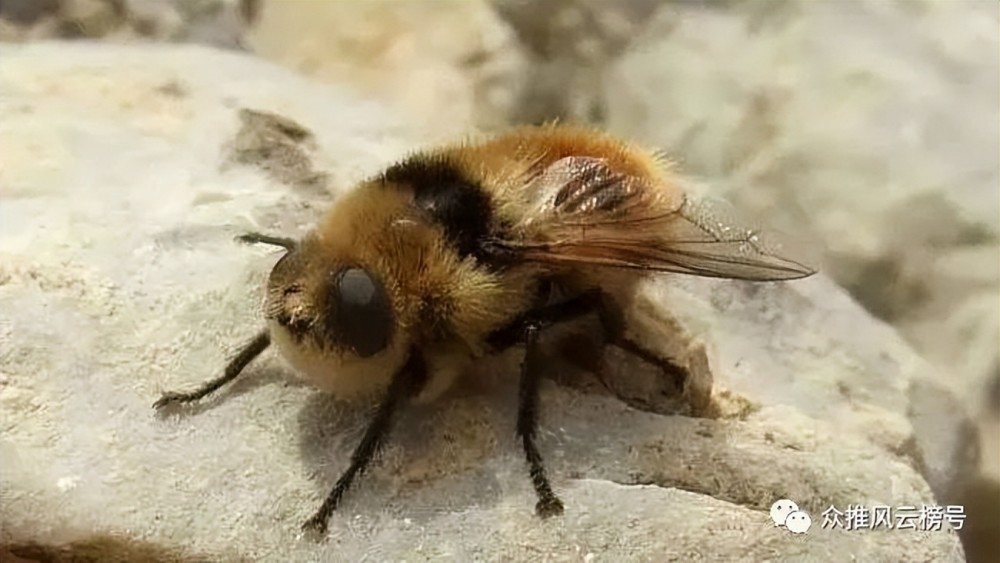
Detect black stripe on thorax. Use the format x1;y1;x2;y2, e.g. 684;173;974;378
381;156;496;263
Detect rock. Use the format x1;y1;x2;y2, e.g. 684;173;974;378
492;0;662;124
241;0;529;138
0;0;245;47
1;533;215;562
0;43;965;560
599;1;998;550
0;0;63;27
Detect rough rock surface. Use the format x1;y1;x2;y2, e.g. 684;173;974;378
600;0;999;422
0;0;245;47
0;43;966;561
492;0;662;125
594;4;999;547
241;0;528;139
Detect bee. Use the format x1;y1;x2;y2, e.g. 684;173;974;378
154;124;815;535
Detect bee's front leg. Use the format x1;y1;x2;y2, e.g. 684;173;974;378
153;329;271;409
301;350;428;537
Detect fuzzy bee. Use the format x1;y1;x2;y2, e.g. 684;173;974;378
154;124;815;534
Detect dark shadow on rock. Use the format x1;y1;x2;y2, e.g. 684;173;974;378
542;316;715;418
288;315;722;525
294;383;511;525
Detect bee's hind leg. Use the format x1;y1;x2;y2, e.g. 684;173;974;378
301;350;428;537
596;302;687;391
153;329;271;409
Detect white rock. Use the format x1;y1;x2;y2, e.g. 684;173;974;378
242;0;529;138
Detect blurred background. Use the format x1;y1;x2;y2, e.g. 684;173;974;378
1;0;996;559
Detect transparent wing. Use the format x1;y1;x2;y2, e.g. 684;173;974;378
499;156;817;281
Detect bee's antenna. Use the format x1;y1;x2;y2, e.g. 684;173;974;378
236;232;297;251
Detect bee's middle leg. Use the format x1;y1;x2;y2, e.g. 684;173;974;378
517;322;565;518
488;289;603;518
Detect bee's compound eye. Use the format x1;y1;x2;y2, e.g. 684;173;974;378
328;267;393;357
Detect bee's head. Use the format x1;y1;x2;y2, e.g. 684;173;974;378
264;239;394;360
